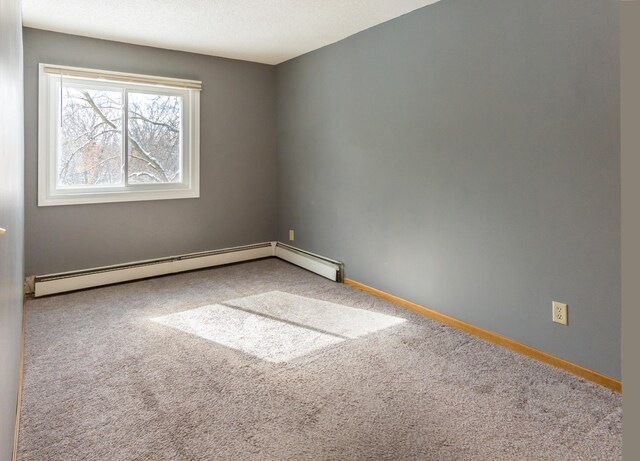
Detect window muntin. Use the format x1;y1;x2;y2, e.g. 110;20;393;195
39;64;200;206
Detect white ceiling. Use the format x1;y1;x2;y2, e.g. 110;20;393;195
21;0;441;65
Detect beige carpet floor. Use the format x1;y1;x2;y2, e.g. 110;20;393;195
18;258;622;460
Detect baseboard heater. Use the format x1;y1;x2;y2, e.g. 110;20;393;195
274;242;344;283
30;241;343;297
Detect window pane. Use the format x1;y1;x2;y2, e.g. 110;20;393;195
58;86;123;187
127;92;182;184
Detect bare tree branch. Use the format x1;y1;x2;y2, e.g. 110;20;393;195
84;155;121;174
128;171;162;182
80;90;169;182
59;129;120;180
129;111;179;133
69;121;113;144
80;91;117;129
128;138;169;181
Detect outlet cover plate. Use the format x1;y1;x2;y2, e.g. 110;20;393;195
552;301;568;325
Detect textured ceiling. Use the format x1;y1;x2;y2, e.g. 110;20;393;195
21;0;441;65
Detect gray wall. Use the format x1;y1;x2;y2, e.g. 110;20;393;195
24;28;277;275
0;0;24;458
621;0;640;449
276;0;620;378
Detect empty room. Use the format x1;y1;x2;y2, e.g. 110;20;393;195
1;0;637;460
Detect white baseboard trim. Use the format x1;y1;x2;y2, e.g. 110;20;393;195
29;242;343;297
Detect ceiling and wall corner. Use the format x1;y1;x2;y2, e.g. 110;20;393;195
21;0;442;65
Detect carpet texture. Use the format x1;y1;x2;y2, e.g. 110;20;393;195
150;291;406;363
18;259;622;460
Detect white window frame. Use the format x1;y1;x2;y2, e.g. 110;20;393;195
38;63;200;206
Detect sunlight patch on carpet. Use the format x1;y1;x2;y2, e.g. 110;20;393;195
150;291;405;362
225;291;406;339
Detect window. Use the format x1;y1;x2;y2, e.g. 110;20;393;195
38;64;200;206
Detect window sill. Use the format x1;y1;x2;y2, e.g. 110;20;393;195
37;187;200;206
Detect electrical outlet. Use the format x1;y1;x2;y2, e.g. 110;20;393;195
552;301;568;325
289;229;294;241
